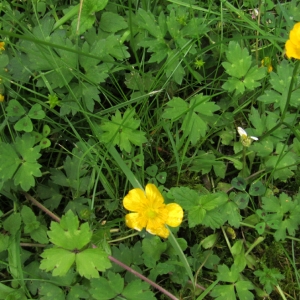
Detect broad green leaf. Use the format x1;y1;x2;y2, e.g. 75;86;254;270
100;12;127;33
71;0;108;35
222;41;251;78
89;35;130;61
5;99;26;117
210;284;236;300
139;39;168;63
0;233;10;252
76;248;112;279
202;209;226;229
244;66;266;90
14;116;33;132
0;143;21;182
39;282;65;300
21;206;40;233
51;147;90;195
165;50;185;84
223;201;241;228
37;181;62;210
235;281;254;300
142;236;167;268
90;272;124;300
265;149;297;181
162;97;188;120
222;77;245;94
122;280;156;300
82;84;100;112
67;285;90;300
217;264;239;283
47;210;92;250
3;213;21;235
30;225;49;244
137;9;164;39
40;248;75;276
14;160;42;191
99;108;147;152
166;9;181;39
254;267;284;294
124;71;155;92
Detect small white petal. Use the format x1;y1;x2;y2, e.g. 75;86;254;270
250;136;259;140
237;127;247;137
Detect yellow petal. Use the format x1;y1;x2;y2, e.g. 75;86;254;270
145;183;164;206
289;22;300;44
166;203;183;227
285;39;300;59
123;188;147;212
147;226;169;238
125;213;147;231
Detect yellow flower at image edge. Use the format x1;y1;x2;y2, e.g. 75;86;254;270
285;22;300;59
123;184;183;238
0;94;4;102
0;42;5;51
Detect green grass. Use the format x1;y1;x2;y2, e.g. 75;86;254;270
0;0;300;299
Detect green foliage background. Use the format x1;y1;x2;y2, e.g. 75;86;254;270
0;0;300;299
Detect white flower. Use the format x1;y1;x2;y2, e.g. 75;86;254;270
237;127;258;147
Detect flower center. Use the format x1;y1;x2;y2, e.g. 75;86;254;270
147;209;157;219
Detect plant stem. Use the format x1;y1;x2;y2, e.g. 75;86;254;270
108;255;179;300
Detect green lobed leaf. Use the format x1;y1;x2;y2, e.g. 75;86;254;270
137;9;164;39
222;41;251;78
90;272;124;300
3;213;21;235
162;97;188;120
39;282;65;300
0;233;10;252
235;281;254;300
21;206;40;233
40;248;76;277
210;284;236;300
67;285;90;300
243;66;266;90
142;236;167;268
99;108;147;152
47;210;92;250
122;280;156;300
100;12;127;33
217;264;239;283
75;248;112;279
0;142;21;182
223;201;242;228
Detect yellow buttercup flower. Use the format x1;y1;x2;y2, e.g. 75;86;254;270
123;183;183;238
0;94;4;102
285;22;300;59
0;42;5;51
